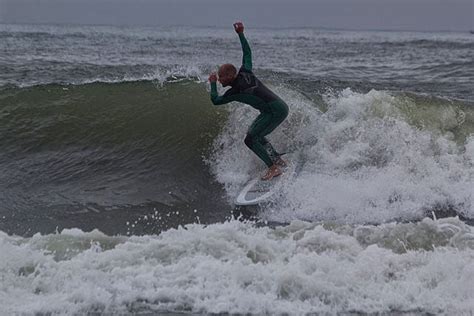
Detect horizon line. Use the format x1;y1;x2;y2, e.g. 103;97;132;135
0;21;472;34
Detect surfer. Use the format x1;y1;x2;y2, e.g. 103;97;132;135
208;21;289;181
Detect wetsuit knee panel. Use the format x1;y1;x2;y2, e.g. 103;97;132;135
244;134;253;148
270;100;289;118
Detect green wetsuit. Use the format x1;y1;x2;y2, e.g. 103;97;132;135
210;33;289;167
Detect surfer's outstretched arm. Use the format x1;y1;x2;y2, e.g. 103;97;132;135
234;22;252;71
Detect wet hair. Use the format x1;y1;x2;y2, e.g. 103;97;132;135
218;64;237;77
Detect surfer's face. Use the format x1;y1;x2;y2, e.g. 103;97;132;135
218;73;234;86
218;64;237;87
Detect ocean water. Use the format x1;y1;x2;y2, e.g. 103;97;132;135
0;23;473;315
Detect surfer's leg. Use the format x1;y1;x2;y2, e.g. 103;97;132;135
245;102;289;179
245;113;275;167
261;137;280;161
261;136;287;166
260;100;289;136
259;100;289;164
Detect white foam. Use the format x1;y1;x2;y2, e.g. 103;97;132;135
99;64;205;86
1;218;473;314
210;87;474;223
7;64;207;89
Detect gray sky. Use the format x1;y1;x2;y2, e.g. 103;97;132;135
0;0;472;31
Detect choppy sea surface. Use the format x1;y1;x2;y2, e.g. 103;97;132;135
1;23;473;315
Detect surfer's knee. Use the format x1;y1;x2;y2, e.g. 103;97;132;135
244;134;254;148
277;103;289;121
270;100;289;119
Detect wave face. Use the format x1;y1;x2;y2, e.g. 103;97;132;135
1;24;474;315
0;81;230;235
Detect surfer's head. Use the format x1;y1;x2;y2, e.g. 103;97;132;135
218;64;237;86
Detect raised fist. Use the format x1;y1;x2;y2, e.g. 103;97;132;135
233;22;244;34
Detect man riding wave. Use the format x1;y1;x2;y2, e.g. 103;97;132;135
208;21;289;181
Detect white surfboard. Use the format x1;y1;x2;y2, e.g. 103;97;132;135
235;157;299;206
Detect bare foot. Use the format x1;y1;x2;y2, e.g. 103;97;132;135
261;165;282;181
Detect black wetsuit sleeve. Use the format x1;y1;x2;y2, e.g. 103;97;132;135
210;82;238;105
238;33;252;71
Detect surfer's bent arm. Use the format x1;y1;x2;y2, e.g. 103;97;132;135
239;33;252;71
210;81;235;105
